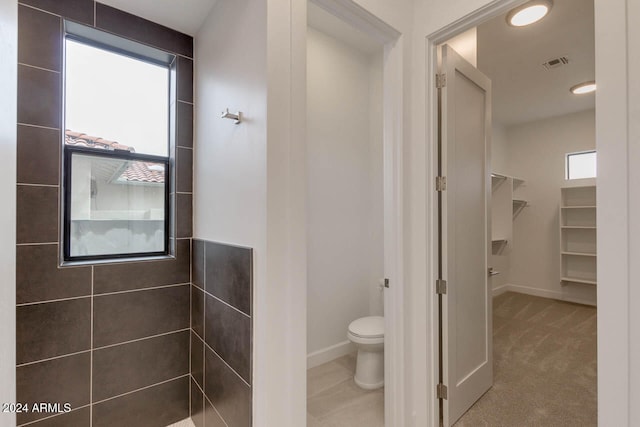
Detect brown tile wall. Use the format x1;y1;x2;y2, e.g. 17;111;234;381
16;1;194;426
191;240;253;427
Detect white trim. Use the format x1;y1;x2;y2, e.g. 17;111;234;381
492;284;510;297
498;283;560;300
306;341;355;369
493;283;556;302
493;283;596;307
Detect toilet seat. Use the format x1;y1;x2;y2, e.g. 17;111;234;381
348;316;384;339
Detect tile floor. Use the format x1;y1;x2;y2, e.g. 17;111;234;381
307;354;384;427
167;417;196;427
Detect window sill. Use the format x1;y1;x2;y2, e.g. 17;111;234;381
60;253;176;268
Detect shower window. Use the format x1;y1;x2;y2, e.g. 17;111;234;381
62;24;174;261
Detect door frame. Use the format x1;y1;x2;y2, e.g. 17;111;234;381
424;0;538;425
307;0;405;425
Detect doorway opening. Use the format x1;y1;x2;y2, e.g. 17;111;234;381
304;1;404;426
434;0;597;425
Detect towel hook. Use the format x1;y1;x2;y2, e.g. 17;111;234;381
221;108;242;124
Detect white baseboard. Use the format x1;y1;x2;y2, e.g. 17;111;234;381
307;340;355;369
498;283;563;300
492;284;511;297
494;283;596;306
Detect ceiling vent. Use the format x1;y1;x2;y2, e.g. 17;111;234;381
542;56;569;70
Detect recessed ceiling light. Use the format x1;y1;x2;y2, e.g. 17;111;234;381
507;0;553;27
570;81;596;95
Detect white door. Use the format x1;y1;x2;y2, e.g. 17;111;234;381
438;44;493;426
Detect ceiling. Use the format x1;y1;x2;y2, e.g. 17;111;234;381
99;0;593;126
98;0;218;36
477;0;595;126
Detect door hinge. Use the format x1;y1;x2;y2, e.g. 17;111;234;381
436;279;447;295
437;383;448;400
436;73;447;89
436;176;447;192
384;278;390;288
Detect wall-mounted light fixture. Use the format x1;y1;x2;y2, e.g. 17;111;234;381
506;0;553;27
570;81;596;95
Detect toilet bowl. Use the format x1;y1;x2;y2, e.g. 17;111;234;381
347;316;384;390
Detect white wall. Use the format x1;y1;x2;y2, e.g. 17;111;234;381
193;0;269;421
506;109;596;304
444;27;477;67
306;27;383;357
194;0;267;247
0;1;16;426
492;124;508;173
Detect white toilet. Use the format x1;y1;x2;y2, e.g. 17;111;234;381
347;316;384;389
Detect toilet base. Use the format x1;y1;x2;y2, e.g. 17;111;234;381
353;348;384;390
354;375;384;390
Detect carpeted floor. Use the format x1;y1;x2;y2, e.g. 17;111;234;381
454;291;597;427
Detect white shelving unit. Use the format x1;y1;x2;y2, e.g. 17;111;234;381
491;173;527;255
560;184;597;286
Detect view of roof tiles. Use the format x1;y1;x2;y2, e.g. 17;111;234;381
65;130;165;184
65;130;135;152
119;161;165;184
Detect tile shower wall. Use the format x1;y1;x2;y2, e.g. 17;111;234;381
16;1;193;426
190;239;253;427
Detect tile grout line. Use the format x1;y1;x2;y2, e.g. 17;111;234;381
16;183;59;188
16;348;91;368
90;265;94;427
92;374;191;407
16;123;60;131
16;282;189;307
94;328;191;352
17;294;91;307
189;241;192;420
15;242;58;247
204;389;229;427
202;288;251;319
17;329;192;369
202;241;206;422
192;377;229;427
17;2;62;18
203;340;251;389
17;62;60;74
94;282;190;298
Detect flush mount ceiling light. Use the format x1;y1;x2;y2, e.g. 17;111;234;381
570;81;596;95
507;0;553;27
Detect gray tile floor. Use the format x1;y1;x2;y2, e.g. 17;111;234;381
307;354;385;427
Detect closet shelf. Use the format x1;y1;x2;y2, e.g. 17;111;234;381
561;277;597;285
513;177;525;189
512;199;528;218
561;251;597;257
560;185;597;292
492;239;508;254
